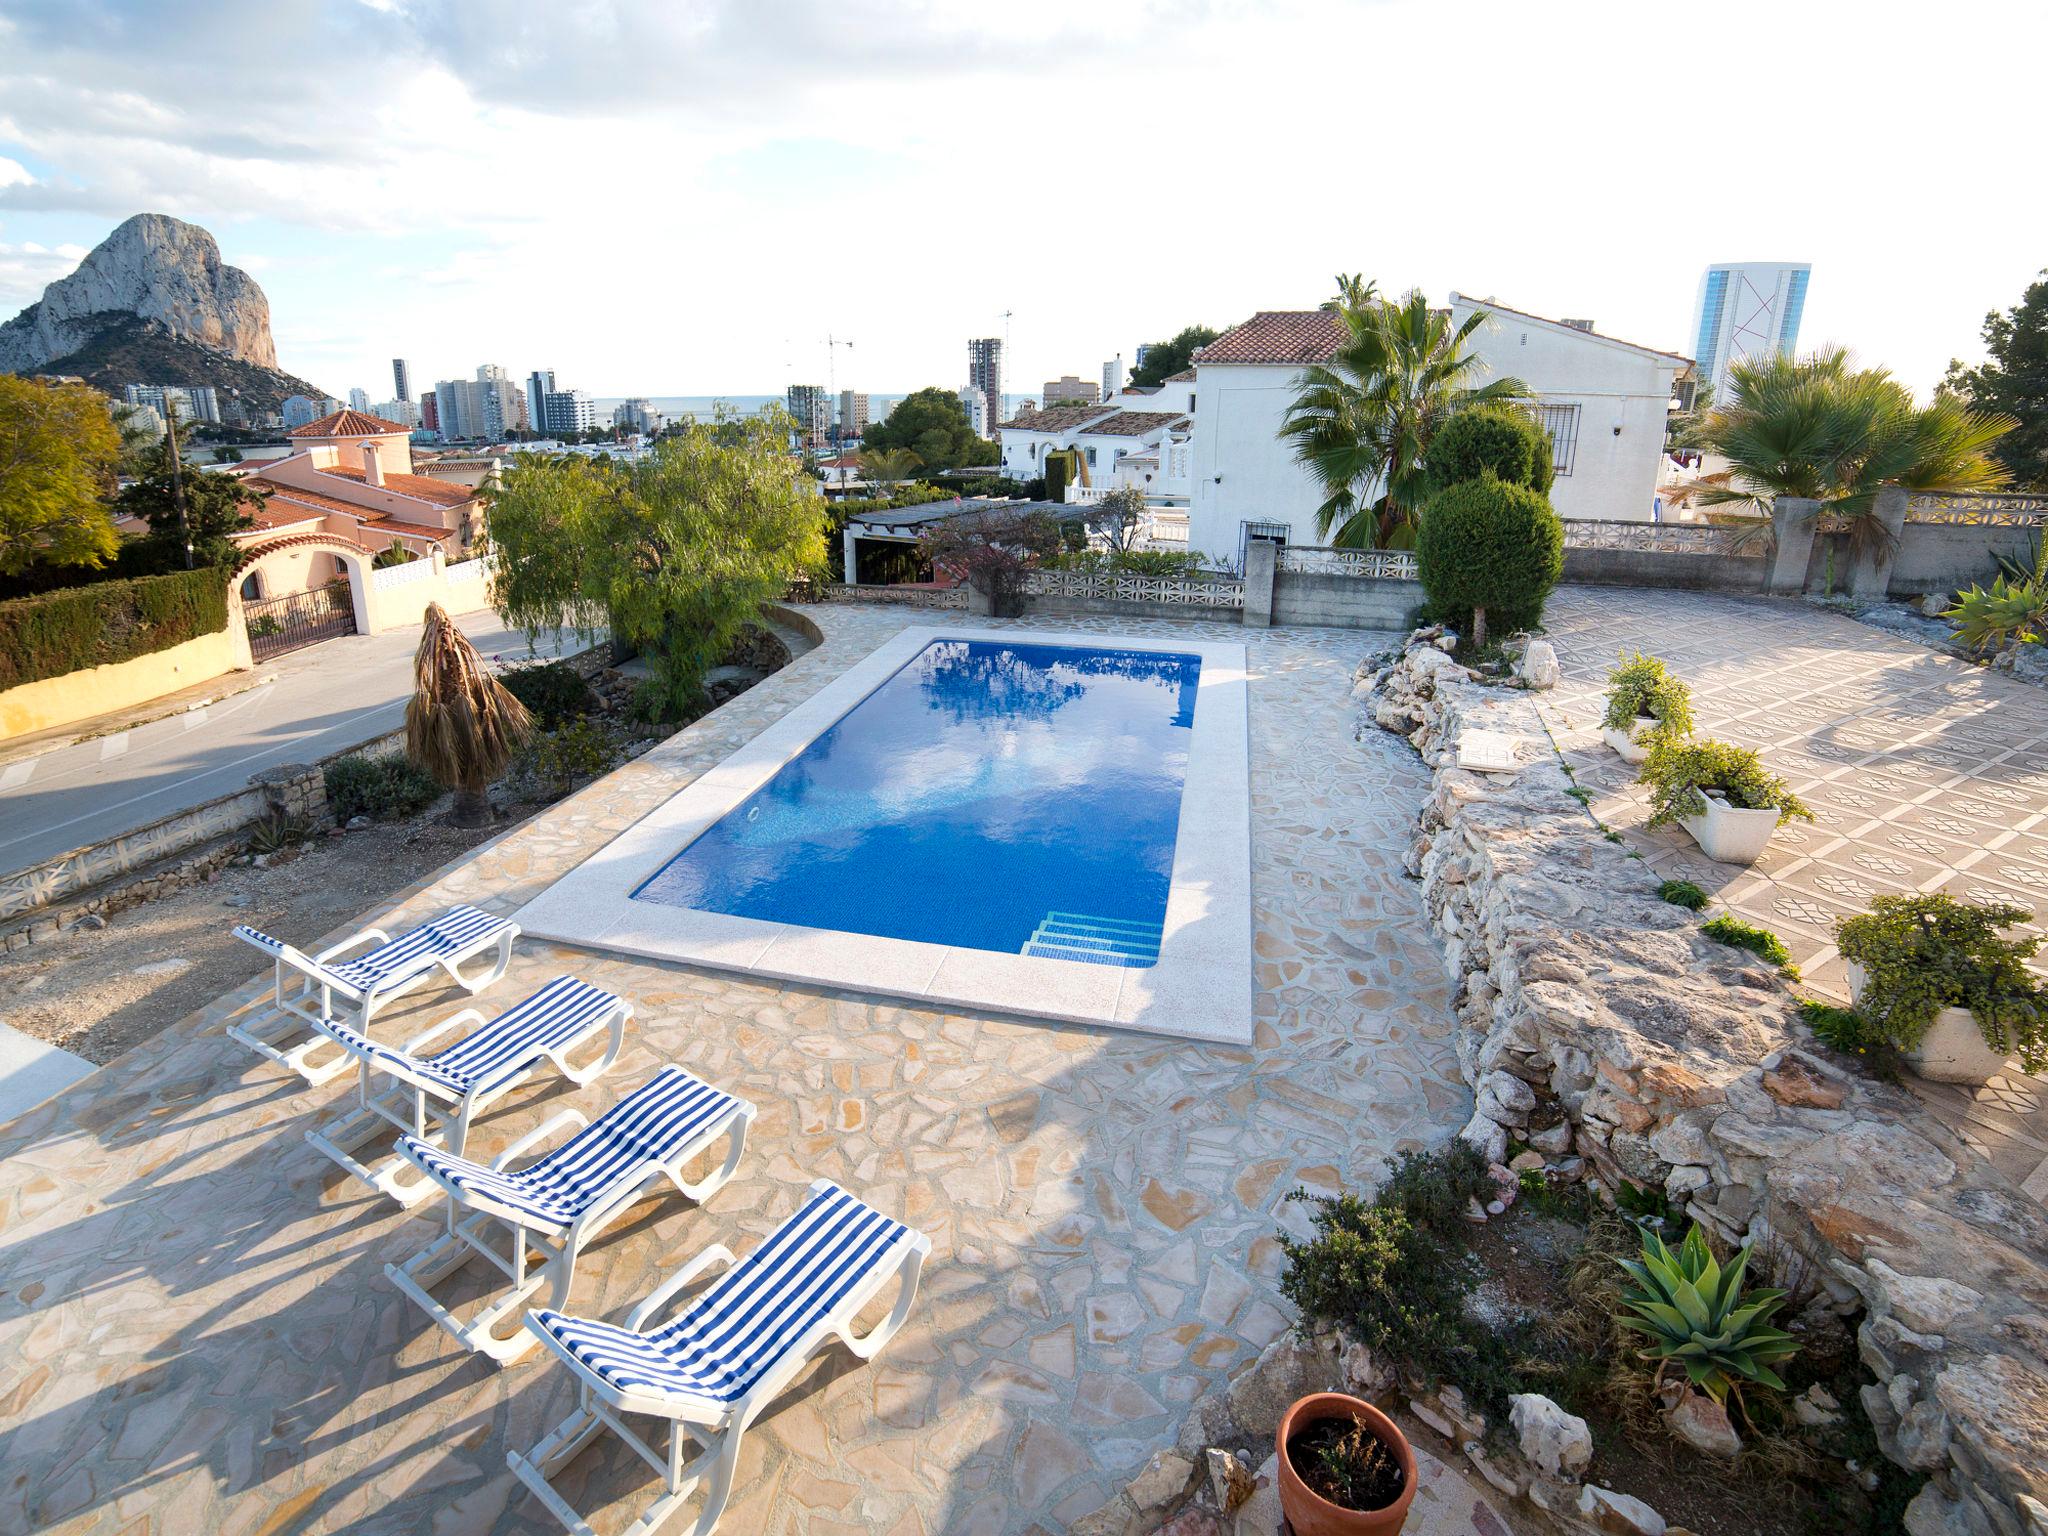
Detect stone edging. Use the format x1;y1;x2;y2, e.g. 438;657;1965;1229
1364;636;2048;1536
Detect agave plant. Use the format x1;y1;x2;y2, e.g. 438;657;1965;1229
1945;575;2047;660
1615;1226;1798;1413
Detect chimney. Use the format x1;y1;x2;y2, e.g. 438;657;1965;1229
1561;318;1596;333
362;440;385;487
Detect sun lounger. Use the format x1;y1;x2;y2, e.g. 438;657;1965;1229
230;904;518;1085
509;1180;930;1536
384;1066;755;1364
303;975;630;1206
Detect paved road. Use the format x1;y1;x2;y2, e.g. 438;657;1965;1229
0;614;587;877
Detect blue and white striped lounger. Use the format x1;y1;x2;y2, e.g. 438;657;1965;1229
304;975;632;1207
509;1180;931;1536
230;904;519;1085
384;1066;756;1365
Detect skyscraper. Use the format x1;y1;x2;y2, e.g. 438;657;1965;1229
528;369;556;434
1103;356;1125;399
348;386;371;412
1689;262;1811;400
968;337;1003;432
838;389;870;441
392;358;412;403
786;384;829;447
958;386;987;437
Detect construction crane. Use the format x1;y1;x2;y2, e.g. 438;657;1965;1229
825;334;854;446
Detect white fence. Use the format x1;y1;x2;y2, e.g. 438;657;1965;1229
1276;547;1418;579
1906;492;2048;526
820;584;971;609
1561;519;1760;556
369;556;437;591
444;554;493;583
1023;570;1245;608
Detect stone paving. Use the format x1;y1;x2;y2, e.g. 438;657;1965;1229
0;604;1481;1535
1536;585;2048;1202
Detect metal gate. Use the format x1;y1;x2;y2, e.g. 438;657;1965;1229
244;583;356;660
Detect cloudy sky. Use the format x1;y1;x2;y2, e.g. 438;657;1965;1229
1;0;2042;403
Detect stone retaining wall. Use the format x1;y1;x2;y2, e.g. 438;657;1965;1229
1366;638;2048;1536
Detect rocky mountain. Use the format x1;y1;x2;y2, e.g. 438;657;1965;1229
0;213;327;414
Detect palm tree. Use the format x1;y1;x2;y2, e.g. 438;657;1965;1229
1689;347;2015;558
858;447;922;489
405;603;532;827
1280;282;1530;548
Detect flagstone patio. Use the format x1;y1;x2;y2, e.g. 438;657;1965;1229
1537;585;2048;1203
0;604;1474;1535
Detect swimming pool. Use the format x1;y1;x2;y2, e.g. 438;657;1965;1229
516;626;1252;1043
633;638;1201;964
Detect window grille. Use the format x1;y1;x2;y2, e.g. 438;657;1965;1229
1533;402;1581;477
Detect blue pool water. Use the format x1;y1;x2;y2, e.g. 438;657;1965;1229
633;639;1202;963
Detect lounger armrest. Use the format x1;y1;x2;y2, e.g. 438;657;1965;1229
403;1009;485;1056
490;1108;590;1171
628;1244;736;1332
315;926;390;963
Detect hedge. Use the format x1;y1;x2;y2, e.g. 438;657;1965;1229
0;567;230;691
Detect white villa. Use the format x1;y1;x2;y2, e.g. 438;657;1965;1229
995;301;1693;571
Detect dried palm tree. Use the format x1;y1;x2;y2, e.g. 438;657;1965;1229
405;603;532;827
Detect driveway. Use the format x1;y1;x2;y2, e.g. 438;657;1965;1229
0;613;586;878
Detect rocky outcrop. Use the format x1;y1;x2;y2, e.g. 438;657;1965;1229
0;213;276;374
1365;635;2048;1536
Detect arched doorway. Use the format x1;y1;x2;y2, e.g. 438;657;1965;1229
232;536;370;660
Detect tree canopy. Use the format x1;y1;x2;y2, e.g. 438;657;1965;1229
115;464;265;567
860;387;992;472
1944;270;2048;489
487;411;829;717
0;376;122;575
1129;325;1218;388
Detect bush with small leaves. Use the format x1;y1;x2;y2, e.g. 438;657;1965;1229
1641;738;1812;828
1701;914;1792;967
1659;878;1708;910
500;660;596;730
1602;651;1695;738
323;753;442;823
1413;474;1564;648
1421;404;1556;496
1835;894;2046;1070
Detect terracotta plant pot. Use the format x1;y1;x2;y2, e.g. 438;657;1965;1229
1844;962;2016;1086
1276;1392;1418;1536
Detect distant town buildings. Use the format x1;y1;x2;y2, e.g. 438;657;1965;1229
614;397;665;435
1133;342;1156;374
1102;356;1124;399
281;394;342;429
419;391;440;433
957;385;987;437
967;337;1003;437
1689;261;1810;399
376;397;421;429
540;388;595;435
838;389;870;441
347;386;371;412
786;383;830;447
392;357;412;403
527;369;556;434
1043;374;1099;406
123;382;220;424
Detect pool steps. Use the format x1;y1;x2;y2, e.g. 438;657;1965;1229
1021;912;1163;968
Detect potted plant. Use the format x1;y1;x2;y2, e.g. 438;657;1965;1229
1601;652;1695;763
1641;738;1812;865
1277;1393;1417;1536
1835;894;2047;1085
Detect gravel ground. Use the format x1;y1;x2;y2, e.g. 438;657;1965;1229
0;815;512;1065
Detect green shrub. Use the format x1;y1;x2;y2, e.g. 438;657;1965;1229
1834;894;2046;1070
1422;405;1556;496
1640;738;1813;828
1658;878;1708;910
324;753;442;822
1701;914;1792;967
1046;548;1209;578
1601;651;1695;737
1413;475;1564;648
500;660;596;730
371;541;418;568
516;719;622;798
0;568;228;690
1944;575;2046;656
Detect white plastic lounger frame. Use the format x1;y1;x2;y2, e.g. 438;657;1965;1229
509;1180;930;1536
229;904;518;1085
304;975;631;1207
385;1066;756;1364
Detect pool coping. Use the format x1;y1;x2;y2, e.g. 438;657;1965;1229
513;625;1254;1044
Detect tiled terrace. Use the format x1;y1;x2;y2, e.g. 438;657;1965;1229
1539;586;2048;1202
0;605;1476;1535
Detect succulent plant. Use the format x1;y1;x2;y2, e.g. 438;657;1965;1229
1615;1226;1798;1408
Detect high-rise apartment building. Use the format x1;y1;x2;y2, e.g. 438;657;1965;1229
1103;356;1125;399
392;358;412;403
614;398;665;435
527;369;556;434
1689;262;1811;400
476;363;509;383
838;389;870;440
958;386;987;437
967;337;1003;432
123;383;219;424
420;390;440;433
541;389;595;435
1043;374;1098;405
348;387;371;412
435;378;485;439
786;384;830;447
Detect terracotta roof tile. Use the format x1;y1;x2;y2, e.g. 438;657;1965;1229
1074;411;1190;437
288;408;412;438
315;465;474;507
1162;368;1196;382
1194;311;1345;366
998;405;1116;433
